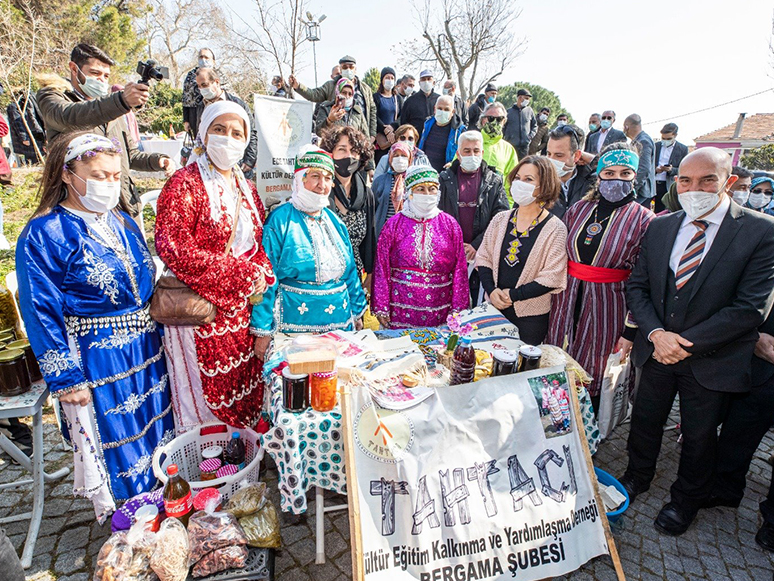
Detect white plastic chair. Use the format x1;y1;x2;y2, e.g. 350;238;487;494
139;190;165;281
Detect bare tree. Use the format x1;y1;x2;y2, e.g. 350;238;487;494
138;0;228;87
0;0;47;161
223;0;309;90
400;0;526;102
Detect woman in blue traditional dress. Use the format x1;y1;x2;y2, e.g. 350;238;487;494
251;147;368;359
16;132;174;522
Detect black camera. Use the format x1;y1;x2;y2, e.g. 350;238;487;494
136;60;169;85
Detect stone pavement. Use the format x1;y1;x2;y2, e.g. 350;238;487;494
3;402;774;581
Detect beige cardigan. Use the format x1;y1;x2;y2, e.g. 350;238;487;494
475;209;568;317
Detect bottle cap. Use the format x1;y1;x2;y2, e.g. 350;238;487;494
232;432;240;439
460;336;472;345
166;464;178;476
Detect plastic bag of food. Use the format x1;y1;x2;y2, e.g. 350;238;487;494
224;483;267;518
94;520;158;581
188;497;248;565
238;500;281;548
192;545;249;578
150;517;190;581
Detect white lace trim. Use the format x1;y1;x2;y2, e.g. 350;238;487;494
39;350;78;377
104;374;169;415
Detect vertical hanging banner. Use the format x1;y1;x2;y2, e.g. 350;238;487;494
347;366;612;581
253;94;313;204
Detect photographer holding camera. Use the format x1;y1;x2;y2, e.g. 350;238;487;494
37;43;175;216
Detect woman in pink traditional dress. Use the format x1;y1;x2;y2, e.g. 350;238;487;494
372;165;468;329
546;142;654;412
155;101;275;431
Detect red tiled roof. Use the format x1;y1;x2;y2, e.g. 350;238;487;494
695;113;774;142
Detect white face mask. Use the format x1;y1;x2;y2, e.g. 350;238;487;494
78;68;109;99
419;80;433;94
69;171;121;213
435;109;452;125
198;57;213;68
678;177;729;220
548;156;573;178
661;138;674;147
511;180;537;207
409;193;439;218
404;85;414;97
391;156;409;173
521;99;530;107
206;134;246;170
293;184;330;213
732;190;750;206
341;68;356;80
442;87;451;96
538;114;548;123
200;85;219;100
384;78;395;91
556;120;567;127
459;155;482;172
748;191;772;209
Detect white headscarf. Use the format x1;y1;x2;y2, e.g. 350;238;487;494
187;101;260;254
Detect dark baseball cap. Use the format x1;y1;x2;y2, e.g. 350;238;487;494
517;88;532;97
485;83;498;93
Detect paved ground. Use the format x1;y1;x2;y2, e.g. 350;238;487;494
4;402;774;581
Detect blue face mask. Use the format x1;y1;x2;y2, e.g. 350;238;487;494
600;119;612;130
589;123;598;132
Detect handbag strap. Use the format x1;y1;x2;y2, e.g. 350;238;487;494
224;185;243;256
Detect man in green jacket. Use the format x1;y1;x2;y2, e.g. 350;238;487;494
37;43;175;216
288;55;377;139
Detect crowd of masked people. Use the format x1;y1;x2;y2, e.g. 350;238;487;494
3;43;774;578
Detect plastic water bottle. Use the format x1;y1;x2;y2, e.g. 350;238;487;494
451;336;476;385
224;432;246;470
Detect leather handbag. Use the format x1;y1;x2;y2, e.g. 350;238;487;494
150;188;243;327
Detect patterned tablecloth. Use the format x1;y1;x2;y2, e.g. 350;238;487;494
261;304;600;514
261;376;346;514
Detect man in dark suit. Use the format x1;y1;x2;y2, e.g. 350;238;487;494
584;109;626;155
622;147;774;536
654;122;689;213
624;114;656;207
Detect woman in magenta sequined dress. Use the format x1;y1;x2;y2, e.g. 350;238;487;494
372;165;469;329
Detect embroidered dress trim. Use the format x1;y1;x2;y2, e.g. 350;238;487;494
391;275;452;289
199;349;254;378
277;319;354;334
51;381;92;399
104;374;169;415
392;301;452;312
279;282;346;296
102;404;173;449
39;349;78;377
115;429;175;478
91;346;165;388
195;317;249;339
88;328;144;350
66;305;155;337
249;327;272;337
203;373;262;410
82;248;120;305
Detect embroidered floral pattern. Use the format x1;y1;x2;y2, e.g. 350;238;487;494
82;248;120;305
105;375;169;415
39;350;77;377
298;302;309;315
88;328;143;350
325;304;336;314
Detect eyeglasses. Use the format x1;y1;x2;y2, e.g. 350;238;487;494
485;117;505;122
398;135;415;142
751;188;772;194
601;116;614;120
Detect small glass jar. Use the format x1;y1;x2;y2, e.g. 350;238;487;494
310;370;338;412
216;464;239;479
492;349;518;376
517;345;543;372
199;458;221;481
282;367;309;412
201;445;223;465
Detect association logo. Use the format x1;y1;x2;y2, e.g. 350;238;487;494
355;402;414;463
274;107;304;148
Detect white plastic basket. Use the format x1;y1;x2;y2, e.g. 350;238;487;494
152;422;264;502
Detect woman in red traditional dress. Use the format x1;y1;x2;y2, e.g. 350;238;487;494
155;101;275;430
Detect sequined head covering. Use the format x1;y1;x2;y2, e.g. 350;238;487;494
404;164;440;192
64;134;121;164
294;148;335;176
335;77;355;97
596;149;640;175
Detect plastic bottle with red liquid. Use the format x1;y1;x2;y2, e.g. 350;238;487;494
163;464;194;527
450;336;476;385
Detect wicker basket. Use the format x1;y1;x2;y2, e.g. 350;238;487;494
152;422;264;502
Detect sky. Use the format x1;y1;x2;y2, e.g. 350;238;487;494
231;0;774;145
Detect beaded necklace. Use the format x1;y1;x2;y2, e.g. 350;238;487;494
504;208;545;267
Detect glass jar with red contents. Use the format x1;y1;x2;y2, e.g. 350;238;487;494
310;369;338;412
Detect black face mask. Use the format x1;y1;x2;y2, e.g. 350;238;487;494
334;156;360;177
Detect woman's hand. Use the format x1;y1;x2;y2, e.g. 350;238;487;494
376;314;390;329
489;289;512;310
254;336;272;360
327;103;346;125
253;274;267;295
614;337;634;362
363;274;373;297
355;317;364;331
59;388;91;406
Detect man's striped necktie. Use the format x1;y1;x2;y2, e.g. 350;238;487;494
675;220;708;290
